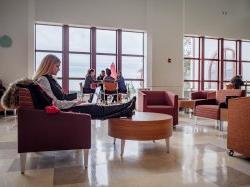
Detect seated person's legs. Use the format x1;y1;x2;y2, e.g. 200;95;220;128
69;96;136;119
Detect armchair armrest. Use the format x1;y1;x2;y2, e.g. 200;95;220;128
165;91;178;107
195;99;217;106
138;91;147;112
18;108;91;153
191;91;206;100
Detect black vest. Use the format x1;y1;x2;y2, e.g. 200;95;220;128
44;75;77;101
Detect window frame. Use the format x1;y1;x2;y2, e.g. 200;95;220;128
184;36;248;97
35;23;145;92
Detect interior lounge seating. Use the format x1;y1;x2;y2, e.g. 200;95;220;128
227;97;250;157
17;88;91;174
194;89;246;130
191;91;216;103
138;90;178;126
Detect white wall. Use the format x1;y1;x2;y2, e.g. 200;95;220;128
1;0;250;96
146;0;183;94
185;0;250;39
35;0;147;30
0;0;29;87
34;0;184;94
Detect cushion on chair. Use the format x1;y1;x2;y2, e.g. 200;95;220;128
147;105;173;109
146;92;167;105
146;105;174;114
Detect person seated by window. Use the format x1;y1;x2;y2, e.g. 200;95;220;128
230;75;244;89
103;68;117;102
0;80;6;99
103;68;115;82
83;69;98;102
32;54;135;119
97;70;105;81
116;72;127;94
97;70;105;91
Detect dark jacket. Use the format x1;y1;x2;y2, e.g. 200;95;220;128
84;75;97;89
116;76;127;93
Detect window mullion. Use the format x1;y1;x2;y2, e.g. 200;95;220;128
91;27;96;76
238;40;242;75
117;29;122;73
62;25;69;93
220;38;224;89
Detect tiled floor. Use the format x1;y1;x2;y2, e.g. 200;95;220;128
0;113;249;187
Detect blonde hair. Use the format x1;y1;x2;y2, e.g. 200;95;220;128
33;54;60;80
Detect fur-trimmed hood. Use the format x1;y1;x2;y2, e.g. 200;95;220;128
0;78;34;109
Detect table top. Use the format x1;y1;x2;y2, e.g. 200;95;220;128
109;112;172;122
108;112;173;140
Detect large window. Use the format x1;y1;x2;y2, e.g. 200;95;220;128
35;25;63;79
35;24;145;92
183;36;249;98
122;31;144;91
96;29;116;80
69;27;91;91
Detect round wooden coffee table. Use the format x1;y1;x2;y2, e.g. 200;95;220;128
108;112;173;157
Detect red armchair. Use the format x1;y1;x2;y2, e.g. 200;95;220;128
138;90;178;126
17;88;91;174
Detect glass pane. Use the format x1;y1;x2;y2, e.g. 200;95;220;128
204;82;217;90
69;54;90;78
224;40;236;60
224;61;236;81
205;39;218;59
69;27;90;52
183;82;198;98
96;55;116;77
96;30;116;53
184;37;199;58
57;79;62;87
36;25;62;51
242;62;250;81
183;59;199;80
122;56;143;79
125;80;143;95
36;52;62;77
204;60;218;80
122;32;143;55
69;79;84;93
242;42;250;61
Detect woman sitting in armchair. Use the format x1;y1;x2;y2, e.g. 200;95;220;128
31;54;136;119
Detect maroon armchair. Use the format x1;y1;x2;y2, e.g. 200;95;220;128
17;88;91;174
138;90;178;126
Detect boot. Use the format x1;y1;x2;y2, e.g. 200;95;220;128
101;99;136;120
